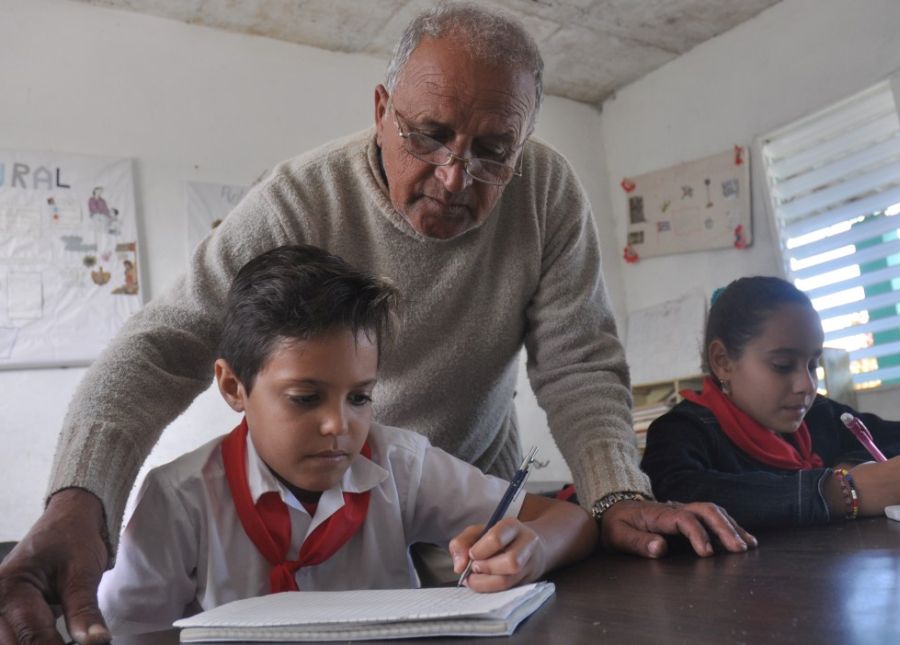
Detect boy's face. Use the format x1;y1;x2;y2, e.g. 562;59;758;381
216;328;377;499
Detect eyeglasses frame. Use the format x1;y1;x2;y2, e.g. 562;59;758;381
388;99;524;186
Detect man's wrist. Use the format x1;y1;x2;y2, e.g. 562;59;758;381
591;491;650;523
47;487;112;559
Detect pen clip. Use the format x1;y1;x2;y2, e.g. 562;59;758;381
519;446;538;472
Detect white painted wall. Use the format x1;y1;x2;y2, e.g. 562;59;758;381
0;0;613;539
600;0;900;417
8;0;899;544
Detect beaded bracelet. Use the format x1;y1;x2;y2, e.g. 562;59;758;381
833;467;860;520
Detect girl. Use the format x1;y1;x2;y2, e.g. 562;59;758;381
641;276;900;529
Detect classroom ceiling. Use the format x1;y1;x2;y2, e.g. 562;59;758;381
72;0;781;105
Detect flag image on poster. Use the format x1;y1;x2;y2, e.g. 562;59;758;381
0;150;141;368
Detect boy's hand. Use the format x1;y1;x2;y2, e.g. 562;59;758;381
449;519;545;592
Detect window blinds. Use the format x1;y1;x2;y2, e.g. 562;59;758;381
761;81;900;387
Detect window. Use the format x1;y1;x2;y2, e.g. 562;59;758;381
760;80;900;390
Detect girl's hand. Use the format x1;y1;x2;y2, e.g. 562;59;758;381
848;457;900;515
448;519;546;592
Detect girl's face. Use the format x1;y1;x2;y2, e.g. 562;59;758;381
711;303;824;434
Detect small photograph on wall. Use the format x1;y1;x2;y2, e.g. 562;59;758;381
621;145;752;260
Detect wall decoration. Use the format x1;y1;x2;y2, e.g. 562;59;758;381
626;291;707;384
185;181;248;255
0;150;141;368
621;145;752;260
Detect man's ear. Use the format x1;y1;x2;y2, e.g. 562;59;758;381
374;84;389;146
707;339;733;383
215;358;247;413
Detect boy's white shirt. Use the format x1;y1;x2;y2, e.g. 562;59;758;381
98;422;524;635
244;431;387;545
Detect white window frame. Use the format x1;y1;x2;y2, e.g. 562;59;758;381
758;77;900;391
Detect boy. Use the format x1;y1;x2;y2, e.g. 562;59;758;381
98;244;597;633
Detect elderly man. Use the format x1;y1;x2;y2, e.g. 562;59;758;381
0;3;755;643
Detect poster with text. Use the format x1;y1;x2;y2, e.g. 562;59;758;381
0;150;141;368
622;145;752;260
185;181;248;256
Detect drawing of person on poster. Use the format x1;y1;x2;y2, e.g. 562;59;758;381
111;242;139;295
88;186;120;235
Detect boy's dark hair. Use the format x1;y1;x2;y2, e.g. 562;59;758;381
702;276;815;376
219;244;397;393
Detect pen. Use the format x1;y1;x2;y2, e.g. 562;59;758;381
457;446;538;587
840;412;887;462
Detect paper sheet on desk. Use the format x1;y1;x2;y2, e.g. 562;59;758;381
174;582;555;641
885;505;900;521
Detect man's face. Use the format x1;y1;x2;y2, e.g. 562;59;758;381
375;36;536;240
216;329;377;499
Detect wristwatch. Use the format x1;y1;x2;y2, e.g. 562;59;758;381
591;491;649;523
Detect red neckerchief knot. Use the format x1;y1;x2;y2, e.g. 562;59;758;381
222;418;370;592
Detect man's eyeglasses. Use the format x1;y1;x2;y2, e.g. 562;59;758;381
390;102;523;186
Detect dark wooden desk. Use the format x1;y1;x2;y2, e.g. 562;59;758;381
113;518;900;645
424;518;900;645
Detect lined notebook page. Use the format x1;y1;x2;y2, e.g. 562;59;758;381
175;584;543;628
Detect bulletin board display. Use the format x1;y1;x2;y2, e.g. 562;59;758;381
622;146;751;261
625;291;706;384
185;181;248;256
0;150;142;369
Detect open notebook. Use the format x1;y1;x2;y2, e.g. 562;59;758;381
174;582;555;642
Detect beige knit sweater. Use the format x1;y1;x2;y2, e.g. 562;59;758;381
49;128;651;550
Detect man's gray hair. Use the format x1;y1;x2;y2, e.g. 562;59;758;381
384;1;544;131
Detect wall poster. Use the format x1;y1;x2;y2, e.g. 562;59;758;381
622;145;752;261
0;150;142;369
185;181;248;255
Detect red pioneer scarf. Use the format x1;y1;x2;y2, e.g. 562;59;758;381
681;376;823;470
222;418;370;592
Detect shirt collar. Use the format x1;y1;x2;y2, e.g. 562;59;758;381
244;433;388;513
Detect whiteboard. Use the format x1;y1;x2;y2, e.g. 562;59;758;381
625;292;707;384
0;150;142;369
622;146;752;260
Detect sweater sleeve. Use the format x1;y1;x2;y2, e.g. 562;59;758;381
641;407;832;528
47;178;298;554
522;145;650;509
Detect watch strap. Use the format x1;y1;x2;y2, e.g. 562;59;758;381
591;491;649;522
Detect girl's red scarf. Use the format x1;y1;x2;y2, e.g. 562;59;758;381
681;376;823;470
222;418;370;592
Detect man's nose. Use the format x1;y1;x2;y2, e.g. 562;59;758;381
434;156;472;193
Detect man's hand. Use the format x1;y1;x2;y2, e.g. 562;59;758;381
0;489;111;645
600;499;757;558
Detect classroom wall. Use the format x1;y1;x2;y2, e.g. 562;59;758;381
600;0;900;417
6;0;899;543
0;0;616;539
